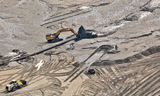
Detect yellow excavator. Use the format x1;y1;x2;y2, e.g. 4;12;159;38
46;28;77;43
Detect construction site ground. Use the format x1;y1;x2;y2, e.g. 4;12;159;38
0;0;160;96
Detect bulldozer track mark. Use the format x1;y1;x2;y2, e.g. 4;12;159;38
0;52;75;95
44;10;83;21
75;66;134;96
140;78;160;96
48;54;74;74
55;54;68;68
121;70;160;96
0;66;21;71
45;70;74;77
64;67;80;82
75;79;111;95
104;67;116;79
41;10;91;27
81;81;103;90
134;74;160;96
42;0;110;26
39;89;45;96
52;56;64;69
149;88;160;96
119;64;159;96
0;69;21;85
69;68;86;82
8;73;65;95
74;60;160;96
27;76;45;86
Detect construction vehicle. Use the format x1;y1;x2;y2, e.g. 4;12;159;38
6;80;27;92
46;28;77;43
46;26;100;43
86;68;96;75
75;26;98;41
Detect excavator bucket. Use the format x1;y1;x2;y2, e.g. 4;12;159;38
75;25;97;41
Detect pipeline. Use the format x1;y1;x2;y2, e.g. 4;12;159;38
10;37;76;62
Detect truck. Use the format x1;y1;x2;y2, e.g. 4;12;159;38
6;80;27;92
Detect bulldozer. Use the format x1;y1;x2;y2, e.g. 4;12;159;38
46;28;77;43
6;80;27;92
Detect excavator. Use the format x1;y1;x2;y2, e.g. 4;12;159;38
46;28;77;43
46;26;99;43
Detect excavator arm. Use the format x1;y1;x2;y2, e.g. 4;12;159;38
55;28;77;36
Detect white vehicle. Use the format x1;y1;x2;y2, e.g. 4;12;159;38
6;80;27;92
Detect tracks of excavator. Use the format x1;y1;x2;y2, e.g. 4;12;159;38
73;55;160;96
0;52;75;96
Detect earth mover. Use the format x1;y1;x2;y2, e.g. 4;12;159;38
46;28;77;43
6;80;27;92
75;26;98;41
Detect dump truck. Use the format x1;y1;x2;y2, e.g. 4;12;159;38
6;80;27;92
